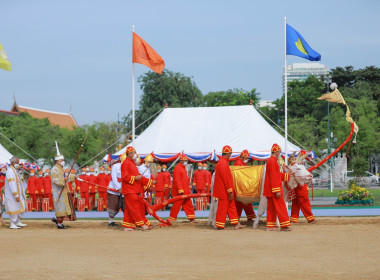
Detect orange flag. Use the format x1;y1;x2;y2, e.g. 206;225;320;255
132;32;165;74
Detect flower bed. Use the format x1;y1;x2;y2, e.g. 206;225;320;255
335;183;375;205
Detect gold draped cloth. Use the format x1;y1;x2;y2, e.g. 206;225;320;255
230;165;265;204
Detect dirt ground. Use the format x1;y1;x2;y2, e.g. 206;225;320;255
1;217;379;280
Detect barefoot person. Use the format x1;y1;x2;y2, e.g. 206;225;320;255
106;158;123;226
51;141;77;229
4;157;27;229
233;149;256;226
213;145;245;230
264;144;292;231
137;154;155;228
168;154;196;223
290;150;316;224
121;146;153;231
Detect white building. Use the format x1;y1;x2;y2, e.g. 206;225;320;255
258;100;275;108
283;63;329;91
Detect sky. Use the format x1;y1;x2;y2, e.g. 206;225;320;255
1;0;380;125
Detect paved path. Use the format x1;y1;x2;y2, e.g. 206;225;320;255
3;205;380;220
308;196;337;206
4;196;379;219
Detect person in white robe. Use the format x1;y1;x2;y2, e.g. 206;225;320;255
4;156;27;229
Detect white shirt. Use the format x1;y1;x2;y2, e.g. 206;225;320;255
108;163;121;196
137;164;151;198
137;164;151;179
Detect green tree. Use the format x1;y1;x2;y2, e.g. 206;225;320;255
351;156;369;176
331;65;380;107
330;66;356;88
81;122;127;164
0;112;61;163
203;88;260;107
259;75;328;145
258;69;380;171
60;126;92;166
124;69;203;134
346;97;380;171
287;115;320;152
276;75;327;121
0;112;126;166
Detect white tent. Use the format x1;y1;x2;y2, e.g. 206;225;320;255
106;105;303;162
0;143;13;164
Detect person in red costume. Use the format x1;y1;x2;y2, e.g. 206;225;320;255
79;167;90;211
96;166;108;210
27;170;38;211
264;143;292;231
203;163;212;193
161;164;171;201
168;154;196;223
88;168;97;210
154;165;165;205
233;149;256;225
43;169;54;210
0;167;5;225
0;168;5;194
37;170;44;205
65;168;79;212
213;145;245;230
121;146;154;231
193;162;206;193
290;150;316;224
67;169;78;198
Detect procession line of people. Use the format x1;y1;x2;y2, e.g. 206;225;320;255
0;142;316;231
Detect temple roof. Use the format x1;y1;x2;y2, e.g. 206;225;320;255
11;101;78;130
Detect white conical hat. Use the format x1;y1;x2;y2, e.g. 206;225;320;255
55;141;64;161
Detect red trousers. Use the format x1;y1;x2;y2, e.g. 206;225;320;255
235;200;256;220
197;189;205;194
29;194;37;211
169;197;195;221
290;195;315;223
164;188;169;200
139;197;151;227
122;194;149;229
81;192;89;209
215;198;239;229
98;192;107;209
266;196;290;228
155;191;164;205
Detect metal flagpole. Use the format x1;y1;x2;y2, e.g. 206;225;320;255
284;17;288;163
132;25;135;147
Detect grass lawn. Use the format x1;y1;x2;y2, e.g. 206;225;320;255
312;188;380;206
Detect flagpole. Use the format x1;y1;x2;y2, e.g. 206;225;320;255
284;16;288;163
132;25;135;147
